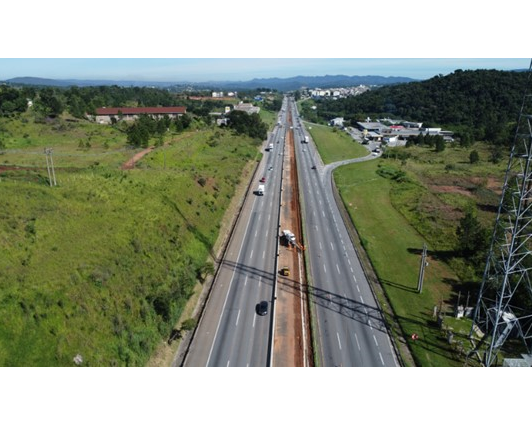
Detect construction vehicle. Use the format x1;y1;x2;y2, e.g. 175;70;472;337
280;267;290;277
282;230;296;245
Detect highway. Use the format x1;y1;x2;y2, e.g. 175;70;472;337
288;97;398;366
183;96;398;367
183;99;289;366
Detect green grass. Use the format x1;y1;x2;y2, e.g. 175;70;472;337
259;109;277;130
332;143;507;366
0;115;261;366
305;123;368;164
335;161;464;366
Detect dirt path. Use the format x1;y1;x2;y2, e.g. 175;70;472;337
121;146;155;170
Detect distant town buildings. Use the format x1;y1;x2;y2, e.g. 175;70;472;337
233;102;260;114
355;119;454;146
329;117;345;127
304;85;370;99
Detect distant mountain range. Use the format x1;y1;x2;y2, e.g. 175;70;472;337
2;74;418;91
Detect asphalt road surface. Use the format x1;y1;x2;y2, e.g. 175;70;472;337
289;97;398;367
183;100;289;366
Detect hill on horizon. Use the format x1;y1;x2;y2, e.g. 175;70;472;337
3;74;418;91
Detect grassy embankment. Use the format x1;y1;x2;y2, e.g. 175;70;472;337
258;109;277;130
308;123;506;365
0;112;261;366
306;123;368;163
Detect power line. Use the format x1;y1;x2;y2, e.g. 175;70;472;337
470;59;532;366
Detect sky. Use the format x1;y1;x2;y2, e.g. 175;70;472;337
0;58;529;83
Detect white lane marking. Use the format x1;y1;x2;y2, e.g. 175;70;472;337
357;285;361;293
347;258;351;265
227;360;230;367
323;264;327;273
368;319;373;330
322;210;325;218
258;276;262;288
379;353;385;366
236;309;241;326
268;214;271;222
355;333;361;351
352;274;357;283
249;249;253;259
337;332;342;350
266;229;269;238
373;335;379;347
255;230;258;237
244;276;248;287
262;250;265;259
330;242;334;251
360;295;365;304
319;241;322;250
253;313;256;328
336;264;341;274
350;267;354;273
206;191;258;366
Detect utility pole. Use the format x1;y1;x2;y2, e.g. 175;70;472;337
44;148;57;187
417;243;428;293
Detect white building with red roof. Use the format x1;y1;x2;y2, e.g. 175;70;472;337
91;106;187;124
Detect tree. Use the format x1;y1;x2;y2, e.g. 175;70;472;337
435;136;446;152
36;88;64;117
456;209;489;270
469;150;480;164
459;131;473;148
226;110;267;140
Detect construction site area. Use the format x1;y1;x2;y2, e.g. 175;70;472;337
272;111;313;367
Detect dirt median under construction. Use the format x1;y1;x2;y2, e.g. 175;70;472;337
273;113;313;367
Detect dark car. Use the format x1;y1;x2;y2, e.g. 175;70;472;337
311;165;317;170
256;301;268;316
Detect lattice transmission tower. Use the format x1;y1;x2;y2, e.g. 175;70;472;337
470;60;532;366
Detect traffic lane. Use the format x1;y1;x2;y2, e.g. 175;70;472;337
206;217;262;366
206;150;280;366
207;210;277;366
320;167;397;366
294;123;395;366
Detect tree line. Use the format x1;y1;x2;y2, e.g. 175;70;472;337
1;84;181;119
311;69;529;144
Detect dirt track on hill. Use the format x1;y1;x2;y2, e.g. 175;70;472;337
121;146;154;170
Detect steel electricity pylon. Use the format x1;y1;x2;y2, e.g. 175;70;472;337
470;60;532;366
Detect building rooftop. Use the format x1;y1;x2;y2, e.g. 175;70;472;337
95;106;186;115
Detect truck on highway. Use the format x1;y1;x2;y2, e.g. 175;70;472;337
257;184;265;196
267;143;274;151
303;136;309;144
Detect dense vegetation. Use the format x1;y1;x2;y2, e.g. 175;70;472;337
225;110;268;140
311;69;528;143
0;102;264;366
